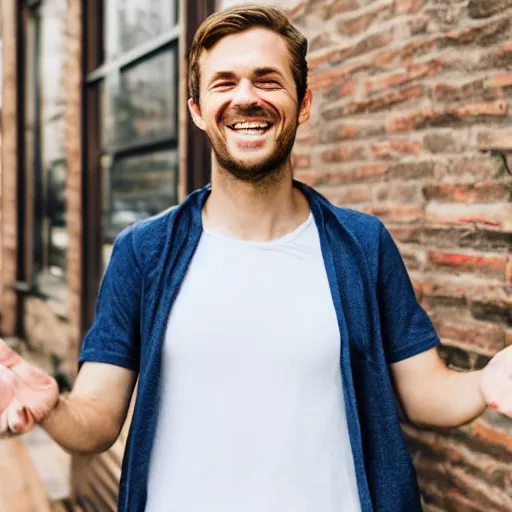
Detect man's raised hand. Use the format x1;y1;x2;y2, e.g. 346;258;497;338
0;339;59;435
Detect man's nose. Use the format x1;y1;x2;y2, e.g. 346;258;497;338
231;78;260;106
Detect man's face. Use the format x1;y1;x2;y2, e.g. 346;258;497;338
189;28;311;183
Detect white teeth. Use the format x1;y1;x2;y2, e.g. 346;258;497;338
232;121;270;130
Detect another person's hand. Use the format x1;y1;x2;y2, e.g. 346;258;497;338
0;339;59;435
481;345;512;418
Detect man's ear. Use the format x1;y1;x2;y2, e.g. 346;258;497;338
188;98;206;131
298;88;312;126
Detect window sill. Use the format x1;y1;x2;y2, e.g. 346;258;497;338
13;281;69;321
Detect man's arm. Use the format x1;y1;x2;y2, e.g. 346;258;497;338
390;347;487;428
41;362;137;455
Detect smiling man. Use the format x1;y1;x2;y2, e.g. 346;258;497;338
1;5;512;512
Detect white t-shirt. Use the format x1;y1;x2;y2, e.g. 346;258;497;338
145;214;362;512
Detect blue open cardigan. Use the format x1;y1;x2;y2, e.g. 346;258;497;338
79;181;439;511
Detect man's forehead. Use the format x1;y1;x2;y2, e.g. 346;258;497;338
200;28;291;76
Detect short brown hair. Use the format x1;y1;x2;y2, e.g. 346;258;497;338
188;5;308;107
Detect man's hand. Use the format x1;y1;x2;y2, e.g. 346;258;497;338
0;339;59;435
481;345;512;417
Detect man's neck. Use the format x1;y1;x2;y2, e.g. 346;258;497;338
203;163;310;242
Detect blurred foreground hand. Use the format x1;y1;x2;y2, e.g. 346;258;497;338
0;339;59;435
481;344;512;418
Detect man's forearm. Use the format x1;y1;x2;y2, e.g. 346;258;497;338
407;368;487;428
40;394;121;455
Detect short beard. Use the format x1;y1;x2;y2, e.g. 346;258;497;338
209;118;298;184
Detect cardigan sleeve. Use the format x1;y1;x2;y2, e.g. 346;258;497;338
377;224;440;364
78;227;141;372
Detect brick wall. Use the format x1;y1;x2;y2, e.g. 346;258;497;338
64;0;83;379
1;0;19;336
289;0;512;510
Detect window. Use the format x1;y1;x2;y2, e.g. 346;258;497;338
22;0;68;301
86;0;180;273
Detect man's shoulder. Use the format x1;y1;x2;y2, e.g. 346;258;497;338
113;204;181;271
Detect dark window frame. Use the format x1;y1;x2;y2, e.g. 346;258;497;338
16;0;68;305
81;0;213;336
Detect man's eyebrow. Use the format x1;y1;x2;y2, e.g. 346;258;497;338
208;67;284;86
208;71;237;85
253;67;284;78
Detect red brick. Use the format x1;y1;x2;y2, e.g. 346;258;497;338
427;251;507;275
485;39;512;68
506;329;512;346
356;163;390;180
395;0;424;15
423;132;463;154
334;29;395;64
309;68;349;91
326;46;357;66
409;14;429;35
371;138;423;158
365;59;444;93
477;129;512;150
294;170;322;187
387;101;507;133
469;0;512;19
308;33;335;54
433;316;505;354
486;72;512;88
387;226;420;242
292;154;310;169
363;204;424;223
472;420;512;453
337;2;394;37
286;0;308;21
432;78;489;103
323;0;359;19
307;52;332;72
401;35;440;60
322;84;423;120
434;156;503;181
323;121;385;143
456;100;507;117
387;161;435;179
423;183;511;203
321;144;366;163
375;182;419;202
319;184;373;205
295;131;318;145
338;79;356;97
336;125;359;140
414;279;469;302
444;18;509;45
426;203;512;232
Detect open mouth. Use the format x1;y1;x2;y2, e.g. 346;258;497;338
227;121;273;135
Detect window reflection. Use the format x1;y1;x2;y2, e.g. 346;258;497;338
35;0;68;297
102;150;178;269
104;0;178;61
101;50;177;149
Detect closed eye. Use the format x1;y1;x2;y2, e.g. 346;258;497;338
213;81;236;89
256;80;280;88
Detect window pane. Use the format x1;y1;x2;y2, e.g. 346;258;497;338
104;0;178;61
38;0;68;287
102;150;178;268
101;50;177;149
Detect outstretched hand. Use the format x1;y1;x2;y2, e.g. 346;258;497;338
0;339;59;435
481;345;512;418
